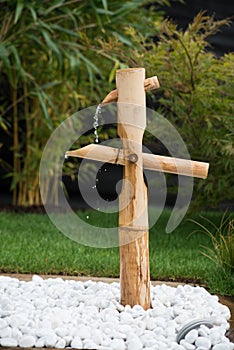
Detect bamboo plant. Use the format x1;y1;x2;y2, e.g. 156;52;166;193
0;0;167;206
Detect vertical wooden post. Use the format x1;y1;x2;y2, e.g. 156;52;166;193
116;68;150;310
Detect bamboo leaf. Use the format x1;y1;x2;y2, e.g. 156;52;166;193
26;34;47;51
41;29;63;67
96;8;113;15
14;0;24;24
115;33;132;46
0;43;13;85
0;115;8;131
36;91;53;130
26;4;38;21
9;45;26;78
108;60;119;83
112;1;141;19
102;0;108;12
90;1;104;32
43;0;66;15
39;81;61;89
41;89;60;120
42;30;59;54
78;52;101;75
50;24;80;38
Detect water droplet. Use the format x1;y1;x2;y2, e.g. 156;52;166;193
96;179;99;182
92;185;96;189
86;215;89;219
104;168;107;172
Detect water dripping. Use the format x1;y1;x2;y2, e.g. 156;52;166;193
93;104;101;143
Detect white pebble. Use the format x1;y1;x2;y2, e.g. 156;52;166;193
127;335;143;350
11;327;22;340
35;337;46;348
111;338;125;350
36;328;50;338
219;304;231;319
83;339;99;349
213;344;233;350
92;329;103;345
0;337;18;347
45;333;58;347
142;337;159;348
120;312;134;324
10;314;28;328
180;339;195;349
19;335;36;347
64;335;72;347
0;319;8;329
76;325;91;339
71;336;83;349
198;325;211;337
146;317;157;330
195;336;212;349
20;325;36;336
32;275;44;283
170;342;185;349
55;338;66;348
185;329;198;344
0;326;12;338
55;327;69;337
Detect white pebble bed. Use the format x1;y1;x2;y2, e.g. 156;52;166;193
0;275;233;350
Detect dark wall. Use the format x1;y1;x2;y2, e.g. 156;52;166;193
161;0;234;56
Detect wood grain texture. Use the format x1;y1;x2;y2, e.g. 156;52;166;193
116;68;151;310
101;75;159;105
66;144;209;179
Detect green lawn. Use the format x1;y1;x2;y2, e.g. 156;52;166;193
0;209;233;296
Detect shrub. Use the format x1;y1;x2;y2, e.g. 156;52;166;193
190;213;234;272
101;12;234;210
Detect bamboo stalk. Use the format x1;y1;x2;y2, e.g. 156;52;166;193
66;144;209;179
12;79;20;206
24;81;30;206
101;75;159;105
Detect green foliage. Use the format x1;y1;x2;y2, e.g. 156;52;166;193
0;0;166;206
102;12;234;209
190;213;234;273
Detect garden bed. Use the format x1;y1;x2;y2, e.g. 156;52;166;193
0;274;233;349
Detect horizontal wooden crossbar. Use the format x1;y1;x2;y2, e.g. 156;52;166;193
65;144;209;179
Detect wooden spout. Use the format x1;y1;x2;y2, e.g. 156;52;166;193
101;75;159;105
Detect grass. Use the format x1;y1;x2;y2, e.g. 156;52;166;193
0;209;233;296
